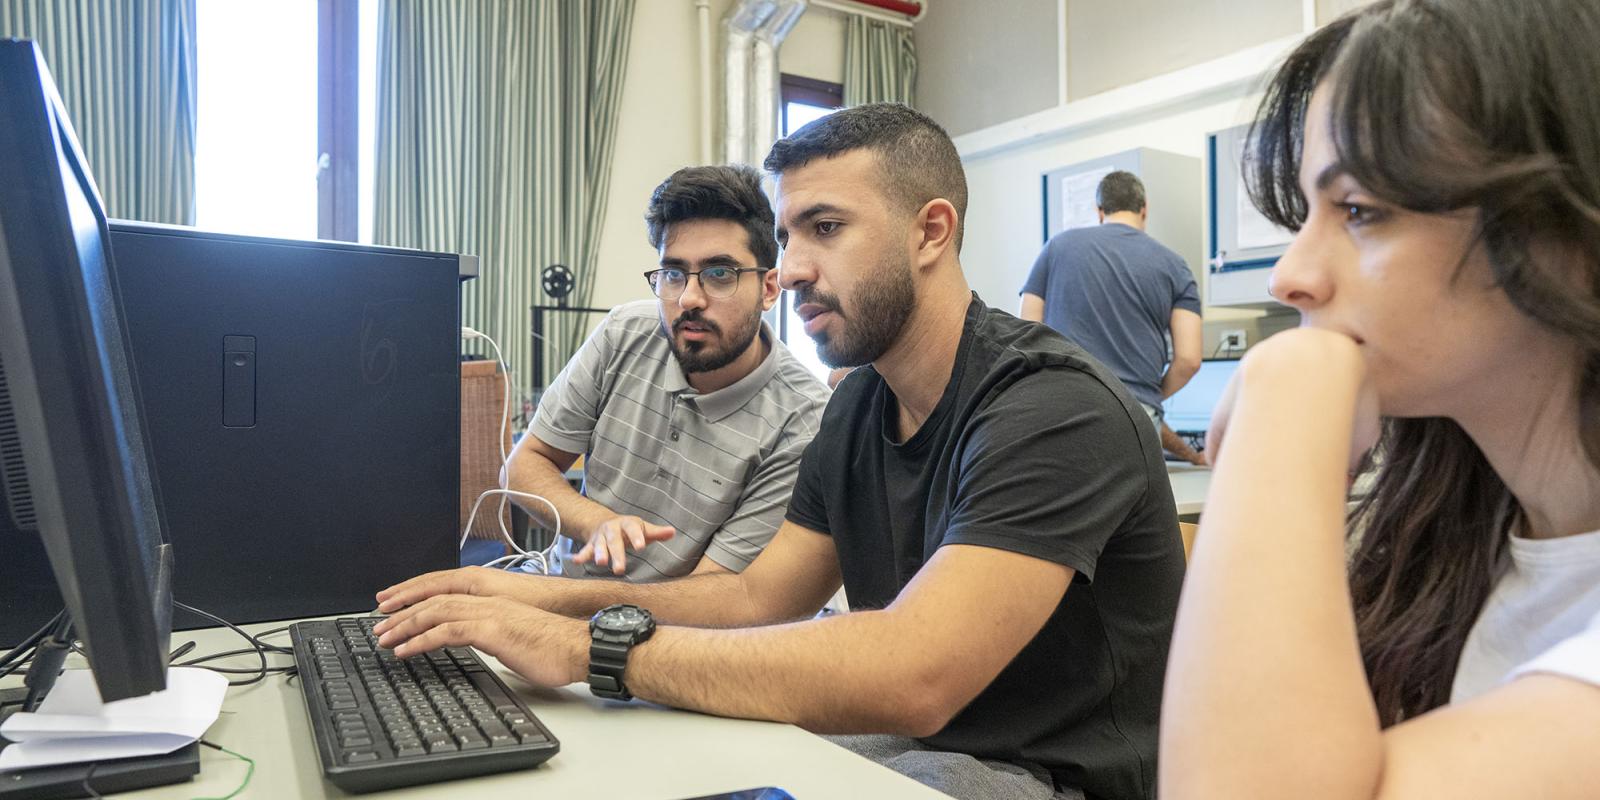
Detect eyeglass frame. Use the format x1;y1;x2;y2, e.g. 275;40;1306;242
642;265;772;300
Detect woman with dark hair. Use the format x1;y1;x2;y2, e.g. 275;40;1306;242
1160;0;1600;796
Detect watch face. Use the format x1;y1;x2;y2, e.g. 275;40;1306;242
598;606;647;632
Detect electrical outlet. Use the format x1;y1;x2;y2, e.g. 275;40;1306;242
1221;330;1247;352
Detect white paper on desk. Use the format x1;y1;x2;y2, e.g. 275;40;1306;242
0;733;197;770
0;667;227;772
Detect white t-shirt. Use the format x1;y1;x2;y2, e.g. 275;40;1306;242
1452;528;1600;702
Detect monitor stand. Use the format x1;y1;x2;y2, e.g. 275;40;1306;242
0;609;201;800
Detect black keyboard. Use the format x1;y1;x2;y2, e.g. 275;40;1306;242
289;617;559;793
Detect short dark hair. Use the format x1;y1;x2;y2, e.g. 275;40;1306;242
1096;171;1146;215
763;102;968;251
645;164;777;271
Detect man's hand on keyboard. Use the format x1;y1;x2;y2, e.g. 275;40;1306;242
377;567;557;615
371;594;587;689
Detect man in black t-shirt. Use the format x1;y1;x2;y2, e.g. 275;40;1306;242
372;103;1184;800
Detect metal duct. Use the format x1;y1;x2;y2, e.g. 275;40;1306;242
750;0;807;164
721;1;775;165
723;0;807;166
697;0;713;164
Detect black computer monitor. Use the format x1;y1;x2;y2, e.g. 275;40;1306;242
0;40;172;702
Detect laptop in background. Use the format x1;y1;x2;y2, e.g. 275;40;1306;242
1162;358;1240;454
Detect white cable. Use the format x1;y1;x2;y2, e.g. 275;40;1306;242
461;326;510;464
461;327;564;574
459;488;562;575
463;326;521;548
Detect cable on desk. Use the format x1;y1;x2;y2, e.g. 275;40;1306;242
176;647;297;676
195;740;255;800
462;488;562;575
251;625;294;654
172;602;270;687
169;640;198;663
0;610;65;679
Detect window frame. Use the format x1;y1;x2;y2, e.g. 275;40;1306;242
780;73;844;134
317;0;360;242
776;74;843;354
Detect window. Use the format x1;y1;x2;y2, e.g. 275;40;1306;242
195;0;376;242
776;74;843;382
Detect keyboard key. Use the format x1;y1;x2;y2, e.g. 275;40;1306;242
394;744;426;758
344;751;379;764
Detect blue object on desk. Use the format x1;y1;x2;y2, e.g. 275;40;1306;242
680;789;796;800
459;539;508;567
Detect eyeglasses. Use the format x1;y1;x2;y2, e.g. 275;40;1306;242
643;266;769;300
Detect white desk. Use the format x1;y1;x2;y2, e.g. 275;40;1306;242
5;621;949;800
1165;463;1375;519
1167;464;1211;517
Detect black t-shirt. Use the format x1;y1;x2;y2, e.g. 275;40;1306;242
786;295;1184;800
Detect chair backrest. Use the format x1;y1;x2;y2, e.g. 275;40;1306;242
460;360;512;545
1178;521;1198;561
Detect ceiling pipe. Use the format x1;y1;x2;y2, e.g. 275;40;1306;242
851;0;922;16
811;0;923;26
722;1;777;165
696;0;713;165
749;0;808;164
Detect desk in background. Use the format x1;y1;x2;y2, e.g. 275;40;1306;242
1167;464;1211;520
1166;463;1374;522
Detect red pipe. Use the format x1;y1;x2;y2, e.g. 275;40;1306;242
848;0;923;18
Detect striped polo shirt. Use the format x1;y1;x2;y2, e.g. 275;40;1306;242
528;300;828;580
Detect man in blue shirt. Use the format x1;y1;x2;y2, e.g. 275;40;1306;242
1020;170;1204;462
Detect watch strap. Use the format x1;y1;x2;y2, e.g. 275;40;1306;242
588;637;634;699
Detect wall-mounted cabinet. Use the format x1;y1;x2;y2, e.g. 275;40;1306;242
1206;124;1292;308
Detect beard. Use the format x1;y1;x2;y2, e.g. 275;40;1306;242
661;304;763;374
801;251;916;368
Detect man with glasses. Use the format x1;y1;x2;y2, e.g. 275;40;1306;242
500;164;828;581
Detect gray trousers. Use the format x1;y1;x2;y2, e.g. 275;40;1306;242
1138;401;1164;433
825;734;1084;800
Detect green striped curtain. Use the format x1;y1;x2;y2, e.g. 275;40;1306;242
0;0;197;224
843;14;916;107
374;0;635;405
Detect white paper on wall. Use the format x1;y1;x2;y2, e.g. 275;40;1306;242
1061;166;1116;232
1233;139;1293;251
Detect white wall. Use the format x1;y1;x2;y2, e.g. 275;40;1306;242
592;1;1305;350
947;29;1317;351
962;93;1266;323
588;1;846;321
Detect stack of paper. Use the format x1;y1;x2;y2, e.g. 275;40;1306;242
0;667;227;771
